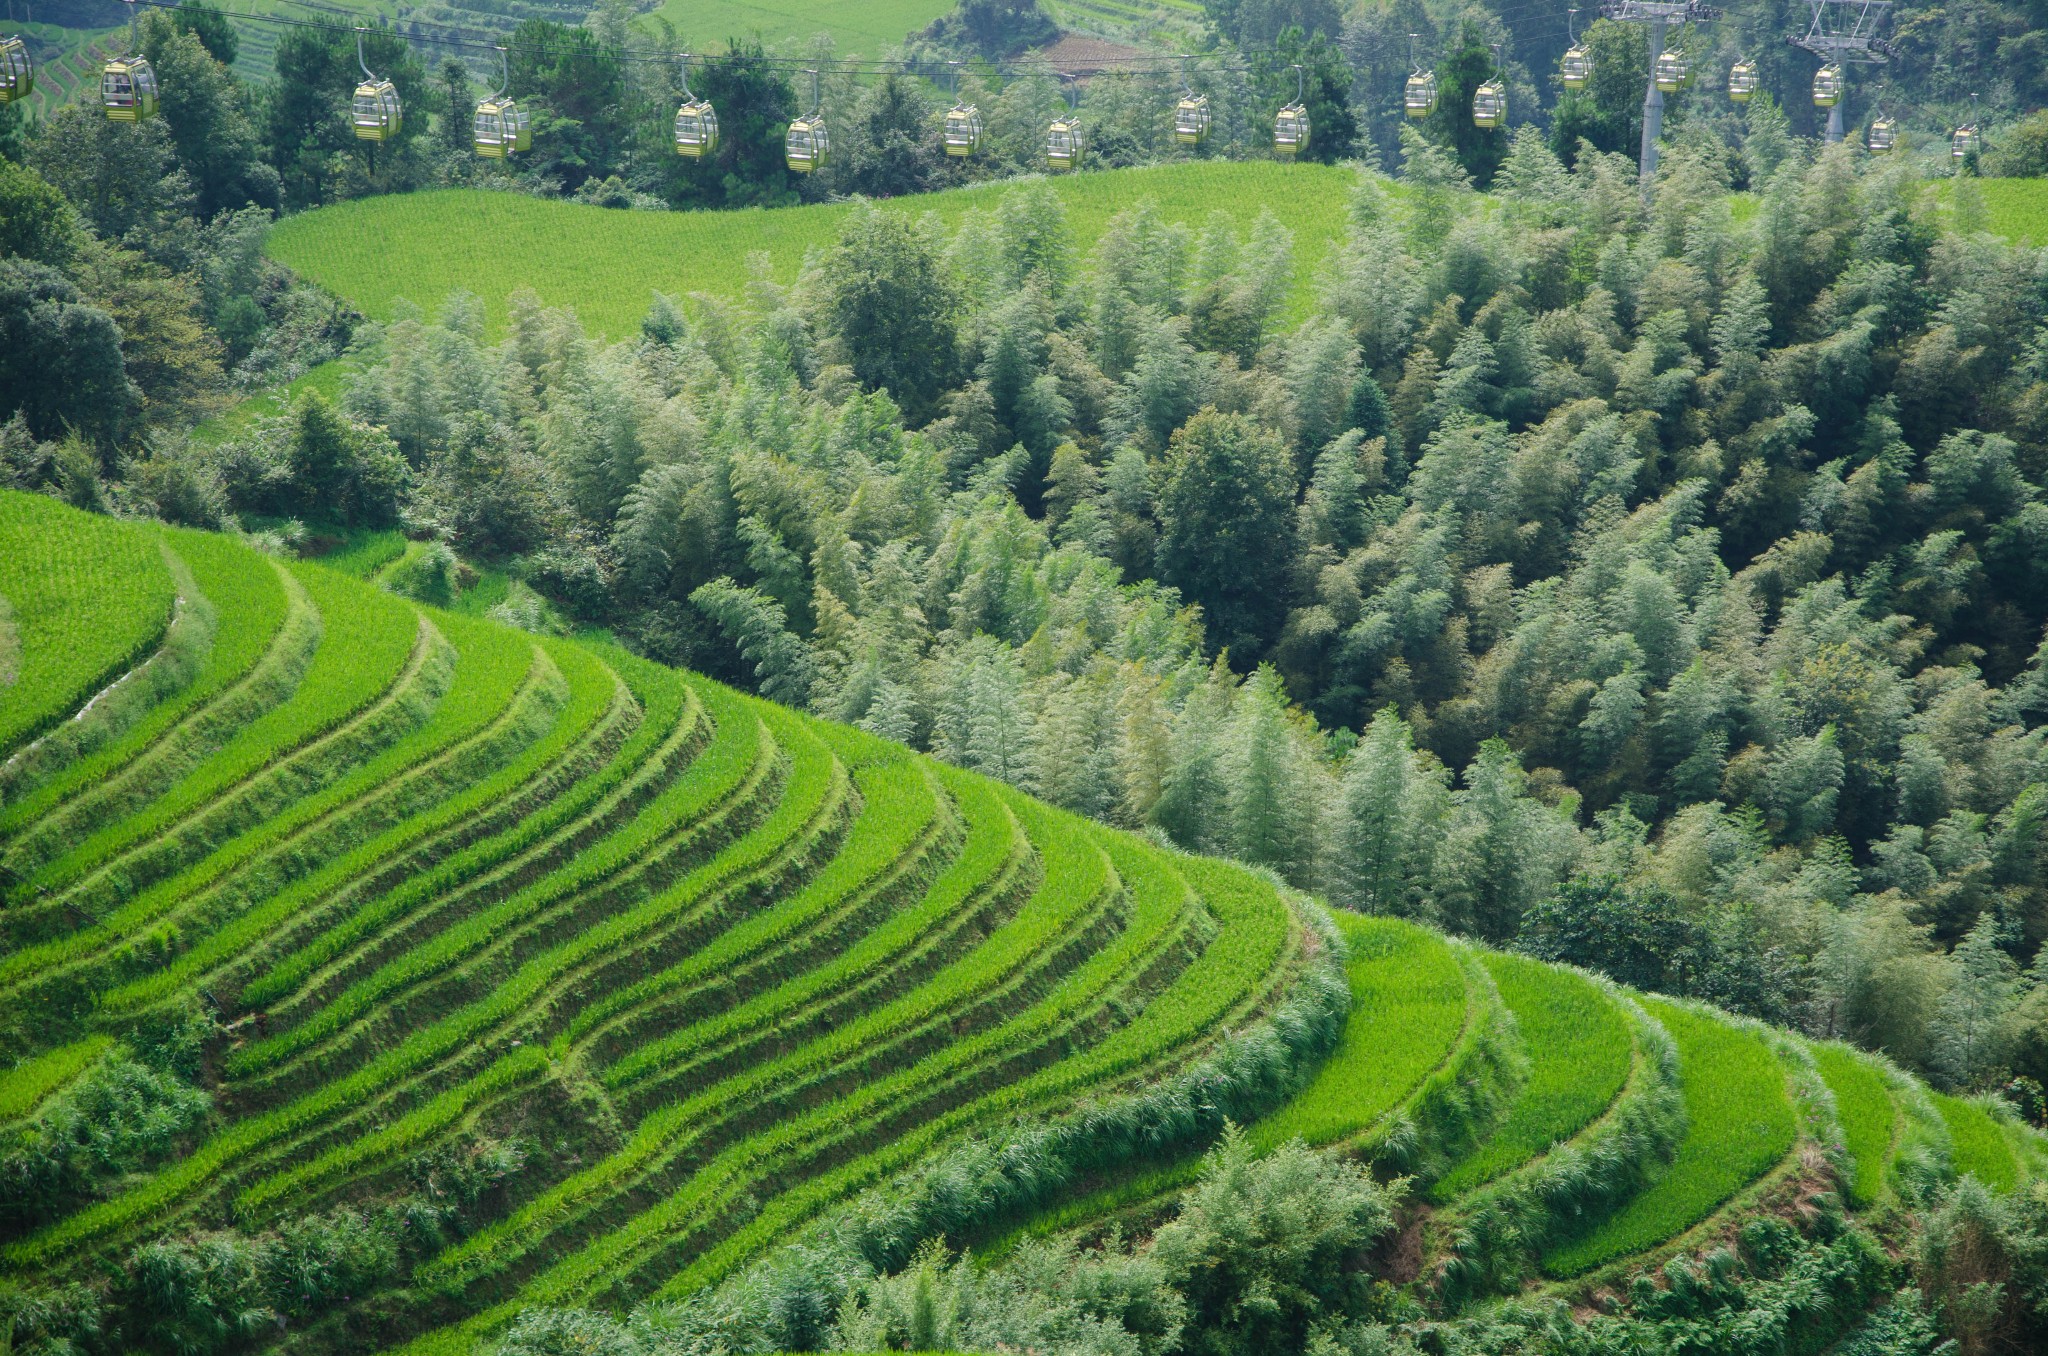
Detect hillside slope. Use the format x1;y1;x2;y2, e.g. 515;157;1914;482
0;489;2042;1356
0;489;1311;1354
262;165;2048;347
265;161;1361;338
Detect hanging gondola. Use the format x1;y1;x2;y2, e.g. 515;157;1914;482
351;28;401;142
1047;73;1081;171
1728;58;1759;102
944;103;983;156
101;54;155;120
1812;62;1844;108
1953;93;1981;162
1173;56;1210;144
0;35;32;103
1867;114;1897;153
785;67;828;173
1472;79;1505;127
1654;49;1689;93
1472;45;1505;129
473;46;524;158
673;53;718;158
1561;46;1591;90
944;63;982;157
1561;8;1590;91
102;0;155;122
1404;70;1437;117
1274;63;1308;156
1403;33;1436;118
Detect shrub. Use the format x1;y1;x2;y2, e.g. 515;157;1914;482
0;1049;210;1229
1150;1128;1400;1356
385;541;465;608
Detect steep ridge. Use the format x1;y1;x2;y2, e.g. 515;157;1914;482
0;490;1313;1352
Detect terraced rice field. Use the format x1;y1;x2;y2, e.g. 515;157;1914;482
1430;954;1632;1199
1810;1041;1898;1207
1010;905;2046;1300
1933;1091;2022;1193
1543;998;1800;1277
4;485;2044;1341
0;488;1309;1348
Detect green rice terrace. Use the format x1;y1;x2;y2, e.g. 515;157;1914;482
1;483;2043;1353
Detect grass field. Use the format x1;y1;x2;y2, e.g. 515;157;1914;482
0;493;176;762
647;0;950;51
265;161;1362;339
1253;913;1469;1150
1974;178;2048;243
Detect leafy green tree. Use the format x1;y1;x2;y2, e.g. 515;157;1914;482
0;260;136;446
416;413;559;559
1285;317;1361;463
823;203;959;425
1113;316;1209;449
277;391;410;527
1441;739;1579;942
690;577;818;706
918;0;1059;59
29;106;194;254
74;242;225;430
1150;1127;1396;1356
438;58;475;159
1330;706;1449;917
930;635;1030;783
1223;665;1322;884
1250;26;1357;165
830;74;937;199
265;25;425;207
1205;0;1342;45
1156;409;1297;661
1933;915;2021;1089
1760;726;1846;843
508;20;631;194
1153;667;1234;853
0;158;80;268
1426;21;1509;185
1546;19;1646;165
656;42;796;209
169;0;237;65
977;278;1055;452
1519;873;1728;997
141;12;275;217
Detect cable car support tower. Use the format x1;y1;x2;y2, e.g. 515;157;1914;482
1601;0;1720;185
1789;0;1894;144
